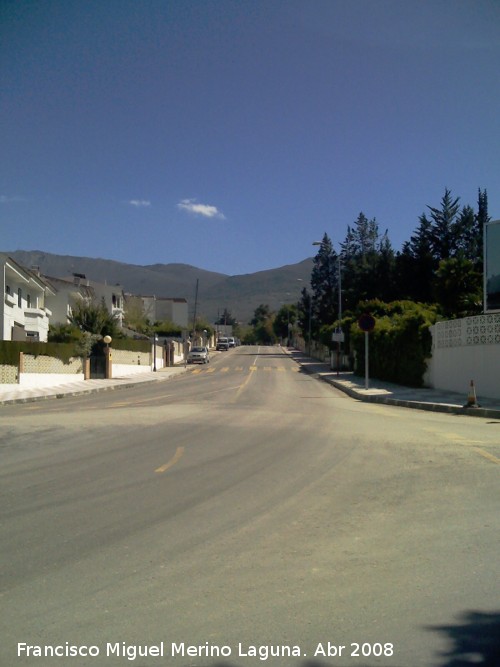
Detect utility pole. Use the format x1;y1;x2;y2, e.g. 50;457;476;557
192;278;199;342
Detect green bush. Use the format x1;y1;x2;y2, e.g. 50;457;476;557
0;341;79;366
0;337;151;367
320;300;441;387
350;301;441;386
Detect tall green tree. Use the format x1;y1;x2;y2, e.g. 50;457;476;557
372;231;397;302
427;188;461;261
474;188;490;273
433;257;482;317
215;308;236;326
297;287;313;342
310;233;339;330
340;213;396;309
395;214;435;302
250;304;276;344
273;304;297;342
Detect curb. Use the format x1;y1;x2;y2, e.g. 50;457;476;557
0;366;187;406
292;356;500;420
325;377;500;419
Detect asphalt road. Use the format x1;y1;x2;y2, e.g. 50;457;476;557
1;345;499;667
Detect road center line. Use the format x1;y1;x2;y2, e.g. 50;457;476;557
474;448;500;464
155;446;185;473
232;368;256;402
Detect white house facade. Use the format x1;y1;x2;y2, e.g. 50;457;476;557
45;273;125;327
0;254;54;342
42;274;95;325
139;295;188;328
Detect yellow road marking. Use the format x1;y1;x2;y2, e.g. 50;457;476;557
155;446;185;473
107;394;175;408
232;368;255;402
474;448;500;465
438;432;488;445
249;366;257;371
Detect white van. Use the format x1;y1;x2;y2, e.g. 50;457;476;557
216;337;229;351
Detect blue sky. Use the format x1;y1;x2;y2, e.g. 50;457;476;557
1;0;499;276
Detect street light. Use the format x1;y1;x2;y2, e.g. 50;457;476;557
103;335;112;380
153;334;158;371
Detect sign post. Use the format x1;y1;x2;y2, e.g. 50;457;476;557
331;329;345;375
358;314;376;389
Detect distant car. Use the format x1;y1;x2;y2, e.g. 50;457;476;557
187;346;210;364
216;338;229;351
228;337;236;347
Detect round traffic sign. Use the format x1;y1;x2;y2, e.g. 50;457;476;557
358;313;376;332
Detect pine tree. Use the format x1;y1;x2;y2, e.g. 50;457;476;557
373;231;396;302
427;188;461;261
395;214;436;302
340;213;395;309
310;233;339;330
454;204;477;259
474;188;490;272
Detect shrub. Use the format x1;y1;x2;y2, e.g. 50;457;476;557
349;301;441;386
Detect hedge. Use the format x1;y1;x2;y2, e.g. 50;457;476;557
0;341;78;366
0;337;151;366
320;300;442;387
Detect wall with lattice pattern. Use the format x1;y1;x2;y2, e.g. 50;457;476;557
428;314;500;399
0;365;17;383
434;314;500;348
23;354;83;374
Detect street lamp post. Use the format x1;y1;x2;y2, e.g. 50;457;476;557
153;335;158;371
308;297;312;357
103;335;112;379
335;257;342;375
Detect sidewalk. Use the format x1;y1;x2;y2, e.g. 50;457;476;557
286;349;500;420
0;365;187;406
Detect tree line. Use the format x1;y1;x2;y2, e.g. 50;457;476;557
246;188;490;346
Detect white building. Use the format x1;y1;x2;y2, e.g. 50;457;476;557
42;274;94;325
139;295;188;329
0;254;55;342
68;274;125;327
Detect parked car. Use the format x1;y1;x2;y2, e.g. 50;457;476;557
228;337;236;347
216;338;229;351
187;346;210;364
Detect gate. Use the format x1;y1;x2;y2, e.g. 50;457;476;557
89;353;106;379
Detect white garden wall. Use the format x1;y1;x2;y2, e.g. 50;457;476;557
427;314;500;399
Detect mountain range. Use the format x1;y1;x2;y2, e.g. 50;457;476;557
6;250;313;325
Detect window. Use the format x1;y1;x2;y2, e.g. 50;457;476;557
18;288;22;307
27;294;31;308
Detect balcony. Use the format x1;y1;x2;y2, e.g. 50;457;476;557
24;307;47;319
4;293;16;307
